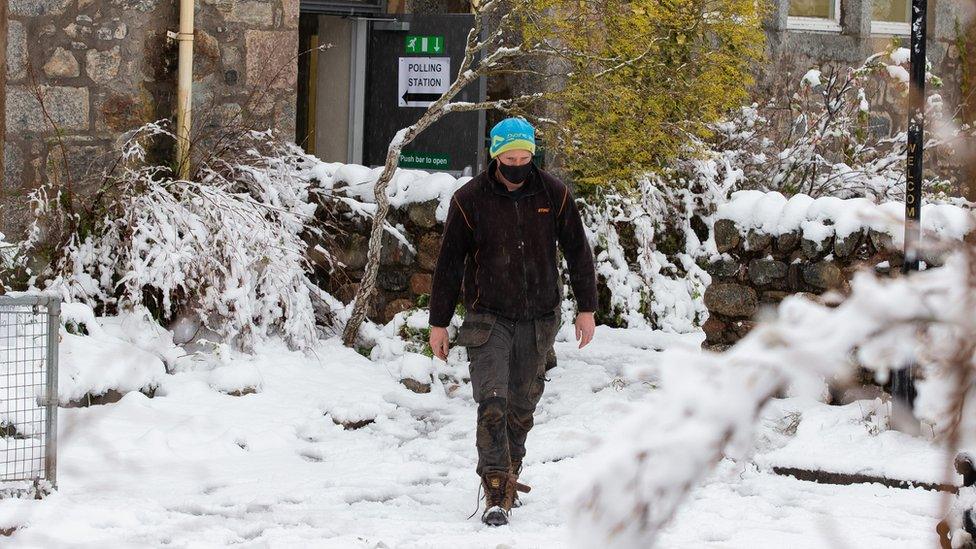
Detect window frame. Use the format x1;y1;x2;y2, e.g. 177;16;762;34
786;0;843;32
871;20;911;35
871;0;912;36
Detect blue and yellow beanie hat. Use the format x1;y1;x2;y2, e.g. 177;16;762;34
489;117;536;159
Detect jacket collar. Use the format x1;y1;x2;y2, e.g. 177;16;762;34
485;158;543;198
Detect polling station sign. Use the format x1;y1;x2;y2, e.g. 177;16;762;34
398;57;450;108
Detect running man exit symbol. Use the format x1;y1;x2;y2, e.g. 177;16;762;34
405;35;445;54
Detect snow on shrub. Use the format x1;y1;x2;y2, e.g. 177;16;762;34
703;46;970;201
17;123;338;352
0;299;181;406
715;189;973;246
306;162;468;223
568;224;976;547
58;302;172;404
580;173;718;332
0;231;12;270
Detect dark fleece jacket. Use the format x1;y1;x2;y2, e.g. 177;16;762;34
428;160;598;328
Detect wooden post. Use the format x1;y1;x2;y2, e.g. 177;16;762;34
175;0;194;180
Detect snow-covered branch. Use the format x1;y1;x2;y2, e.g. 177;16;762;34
569;227;976;547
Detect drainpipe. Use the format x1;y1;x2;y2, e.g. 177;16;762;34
175;0;194;180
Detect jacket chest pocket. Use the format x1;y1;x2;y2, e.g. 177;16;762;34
525;198;557;246
455;312;497;348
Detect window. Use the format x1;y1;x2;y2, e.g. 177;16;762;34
872;0;911;35
787;0;842;32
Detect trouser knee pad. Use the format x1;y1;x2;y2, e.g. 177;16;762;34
476;397;508;451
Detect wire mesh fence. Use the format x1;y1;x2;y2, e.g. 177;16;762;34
0;295;59;497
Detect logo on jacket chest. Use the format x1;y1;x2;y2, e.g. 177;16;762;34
537;207;550;213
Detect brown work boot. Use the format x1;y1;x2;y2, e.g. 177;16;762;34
481;471;512;526
510;460;531;508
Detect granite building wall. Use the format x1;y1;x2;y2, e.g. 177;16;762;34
2;0;300;239
763;0;971;140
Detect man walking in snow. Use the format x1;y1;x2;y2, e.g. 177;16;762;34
427;117;598;526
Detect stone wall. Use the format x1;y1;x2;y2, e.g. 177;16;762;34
701;194;973;350
330;197;443;324
763;0;968;114
702;218;895;349
2;0;300;239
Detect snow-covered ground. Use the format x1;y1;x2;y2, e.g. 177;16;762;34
0;312;954;548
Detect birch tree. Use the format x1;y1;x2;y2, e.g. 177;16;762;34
341;0;557;346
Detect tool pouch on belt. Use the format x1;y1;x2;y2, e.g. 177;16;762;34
455;312;497;348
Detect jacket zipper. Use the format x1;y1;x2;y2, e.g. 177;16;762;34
514;198;529;319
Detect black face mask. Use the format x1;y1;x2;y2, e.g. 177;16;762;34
498;161;533;184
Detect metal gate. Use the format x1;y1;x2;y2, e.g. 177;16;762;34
0;295;59;496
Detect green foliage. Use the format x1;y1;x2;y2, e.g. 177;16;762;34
957;17;976;122
356;345;373;358
64;320;89;336
399;321;434;358
522;0;766;186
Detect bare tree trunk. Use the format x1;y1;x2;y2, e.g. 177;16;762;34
340;140;403;346
340;113;443;346
340;1;493;347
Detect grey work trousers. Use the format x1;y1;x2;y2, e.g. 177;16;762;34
456;309;561;476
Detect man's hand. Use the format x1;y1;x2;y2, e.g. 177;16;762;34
575;312;595;349
429;326;450;360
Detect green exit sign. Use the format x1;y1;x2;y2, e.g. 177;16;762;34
405;35;445;54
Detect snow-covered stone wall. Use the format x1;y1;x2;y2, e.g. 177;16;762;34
306;163;705;330
703;191;974;349
307;163;468;324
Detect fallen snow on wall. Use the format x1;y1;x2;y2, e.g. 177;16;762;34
305;162;470;223
716;190;973;245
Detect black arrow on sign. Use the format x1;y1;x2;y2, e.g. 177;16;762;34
402;91;441;103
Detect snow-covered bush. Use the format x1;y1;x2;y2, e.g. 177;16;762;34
579;163;728;331
578;46;974;332
569;222;976;547
11;122;339;352
702;46;971;201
